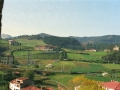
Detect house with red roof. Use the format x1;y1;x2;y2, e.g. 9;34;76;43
9;77;53;90
22;86;41;90
101;81;120;90
9;77;34;90
34;44;57;51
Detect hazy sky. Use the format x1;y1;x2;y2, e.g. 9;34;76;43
2;0;120;37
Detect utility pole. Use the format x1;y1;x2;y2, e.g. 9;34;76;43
27;50;32;65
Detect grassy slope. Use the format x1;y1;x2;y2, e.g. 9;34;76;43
15;39;46;47
67;52;105;61
103;64;120;70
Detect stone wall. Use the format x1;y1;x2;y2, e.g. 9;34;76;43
0;0;4;38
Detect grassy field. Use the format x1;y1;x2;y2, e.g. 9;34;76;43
47;73;120;86
14;50;60;61
89;51;107;57
0;39;8;44
67;52;102;61
103;64;120;70
15;39;46;47
48;74;80;86
71;63;108;73
14;50;43;57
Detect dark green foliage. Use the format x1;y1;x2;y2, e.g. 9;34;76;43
0;84;9;90
71;64;107;73
35;64;39;69
73;35;120;44
4;70;16;81
0;41;8;56
43;36;84;50
102;51;120;63
60;51;67;60
23;70;34;80
85;42;120;51
15;35;43;40
33;53;61;59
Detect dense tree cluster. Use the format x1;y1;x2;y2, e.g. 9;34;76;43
74;35;120;44
85;43;118;51
60;50;67;60
0;43;8;56
15;35;43;40
43;36;84;50
102;51;120;64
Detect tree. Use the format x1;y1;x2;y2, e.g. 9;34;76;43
35;64;39;69
23;70;34;80
102;51;120;64
68;75;105;90
0;71;5;80
60;51;67;60
43;36;83;50
4;69;18;81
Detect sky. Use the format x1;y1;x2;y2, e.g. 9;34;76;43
2;0;120;37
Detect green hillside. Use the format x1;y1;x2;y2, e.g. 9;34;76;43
67;51;107;61
71;35;120;44
15;39;46;47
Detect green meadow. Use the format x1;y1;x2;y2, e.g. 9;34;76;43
15;39;46;47
67;52;103;61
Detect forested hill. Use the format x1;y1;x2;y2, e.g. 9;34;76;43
4;33;120;45
70;35;120;44
1;34;12;39
43;36;84;50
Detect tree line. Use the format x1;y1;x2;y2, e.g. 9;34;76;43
43;36;84;50
85;43;119;51
13;35;43;40
12;34;120;51
102;51;120;64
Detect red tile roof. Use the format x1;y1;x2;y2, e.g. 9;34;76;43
22;86;41;90
102;81;120;90
21;86;53;90
116;85;120;90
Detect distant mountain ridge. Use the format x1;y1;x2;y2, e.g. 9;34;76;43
37;34;120;44
38;33;53;38
70;35;120;44
1;34;12;39
2;33;120;44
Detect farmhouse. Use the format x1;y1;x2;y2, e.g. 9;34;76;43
8;40;20;46
34;44;57;51
101;81;120;90
9;77;34;90
104;49;110;52
9;77;53;90
85;49;96;52
113;45;119;51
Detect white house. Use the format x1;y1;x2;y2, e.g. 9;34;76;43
9;77;34;90
113;46;119;51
